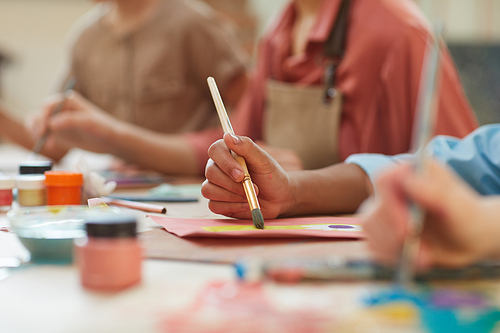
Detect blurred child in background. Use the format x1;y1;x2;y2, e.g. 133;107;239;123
1;0;249;172
22;0;477;175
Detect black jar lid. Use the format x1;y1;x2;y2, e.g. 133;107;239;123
19;161;53;175
85;215;137;238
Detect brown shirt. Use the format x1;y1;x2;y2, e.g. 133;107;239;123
62;0;249;133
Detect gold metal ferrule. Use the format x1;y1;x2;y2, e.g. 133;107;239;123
242;178;260;211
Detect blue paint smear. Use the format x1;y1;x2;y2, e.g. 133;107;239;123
364;286;500;333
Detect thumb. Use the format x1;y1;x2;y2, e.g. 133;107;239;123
223;133;277;174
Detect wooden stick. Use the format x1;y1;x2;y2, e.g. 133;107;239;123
102;197;167;214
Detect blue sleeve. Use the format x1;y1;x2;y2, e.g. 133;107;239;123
346;124;500;195
345;153;413;184
430;124;500;195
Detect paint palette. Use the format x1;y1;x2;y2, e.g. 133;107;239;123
7;205;121;263
362;286;500;333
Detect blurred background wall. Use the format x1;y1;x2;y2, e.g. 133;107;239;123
0;0;499;124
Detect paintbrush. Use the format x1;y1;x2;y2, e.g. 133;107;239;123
236;257;500;283
396;24;443;286
102;197;167;214
207;77;265;229
28;77;77;160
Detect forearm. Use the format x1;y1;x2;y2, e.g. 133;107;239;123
0;109;33;149
0;108;67;161
282;163;372;216
108;122;200;176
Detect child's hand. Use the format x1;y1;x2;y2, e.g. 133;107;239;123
363;160;499;270
202;133;295;219
26;91;124;153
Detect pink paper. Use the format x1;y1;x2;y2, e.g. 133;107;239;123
149;215;365;239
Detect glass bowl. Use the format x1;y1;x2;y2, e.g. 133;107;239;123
7;205;122;263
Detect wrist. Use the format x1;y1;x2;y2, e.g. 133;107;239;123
106;120;131;155
278;172;299;217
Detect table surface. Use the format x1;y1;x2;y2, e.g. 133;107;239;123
1;145;498;333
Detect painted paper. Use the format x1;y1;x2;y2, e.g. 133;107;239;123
149;215;365;239
363;287;500;333
158;281;335;333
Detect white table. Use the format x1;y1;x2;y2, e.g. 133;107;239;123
0;144;464;333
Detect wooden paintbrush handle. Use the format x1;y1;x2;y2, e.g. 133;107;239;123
231;151;249;175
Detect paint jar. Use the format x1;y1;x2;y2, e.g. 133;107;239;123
16;175;46;207
19;161;53;175
0;175;15;210
75;215;142;291
44;171;83;206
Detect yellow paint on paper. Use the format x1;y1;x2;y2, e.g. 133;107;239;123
202;223;362;232
370;302;419;321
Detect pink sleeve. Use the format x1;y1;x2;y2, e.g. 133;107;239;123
374;25;477;154
433;46;478;136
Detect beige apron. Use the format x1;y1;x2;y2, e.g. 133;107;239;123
263;80;343;170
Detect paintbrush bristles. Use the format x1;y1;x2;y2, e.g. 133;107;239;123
251;209;265;230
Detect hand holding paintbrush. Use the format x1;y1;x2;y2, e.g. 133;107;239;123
207;77;265;229
396;24;443;286
28;77;77;160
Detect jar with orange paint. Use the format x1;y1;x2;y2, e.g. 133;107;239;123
44;171;83;205
75;215;142;291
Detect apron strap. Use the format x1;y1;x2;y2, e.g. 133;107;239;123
323;0;351;104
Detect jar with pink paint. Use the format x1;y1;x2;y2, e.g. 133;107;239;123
75;215;142;291
0;175;15;210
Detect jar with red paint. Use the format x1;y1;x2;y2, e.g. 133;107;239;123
75;215;142;291
0;175;15;210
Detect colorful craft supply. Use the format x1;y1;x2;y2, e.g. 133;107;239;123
87;197;109;209
16;175;46;207
6;206;100;263
149;183;201;198
236;257;500;283
365;286;500;333
102;197;166;214
44;171;83;205
0;175;15;209
149;215;364;239
106;195;197;203
98;170;167;189
159;281;333;332
76;215;142;291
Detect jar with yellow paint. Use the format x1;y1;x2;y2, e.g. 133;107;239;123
16;175;46;207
